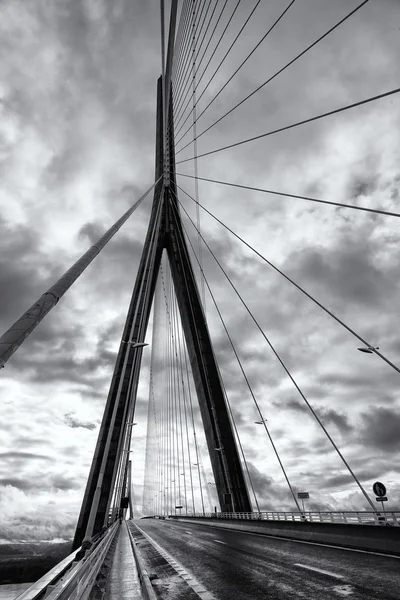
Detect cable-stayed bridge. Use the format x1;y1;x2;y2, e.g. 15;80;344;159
1;0;400;598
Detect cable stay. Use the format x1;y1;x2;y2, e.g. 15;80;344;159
194;0;221;68
180;314;206;515
170;199;296;513
143;257;210;516
173;0;219;118
188;1;207;312
172;0;193;84
175;0;372;154
172;1;192;89
174;0;263;132
175;0;295;144
0;177;161;370
176;86;400;163
175;0;230;127
174;0;242;126
176;183;400;376
173;0;210;106
176;172;400;219
171;189;377;511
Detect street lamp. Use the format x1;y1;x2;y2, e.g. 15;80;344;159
122;341;149;348
357;346;379;354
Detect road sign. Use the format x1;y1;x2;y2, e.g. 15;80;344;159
373;482;386;497
376;497;388;502
298;492;309;499
175;505;183;509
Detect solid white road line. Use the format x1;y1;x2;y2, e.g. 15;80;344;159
134;523;216;600
213;540;227;545
294;564;344;579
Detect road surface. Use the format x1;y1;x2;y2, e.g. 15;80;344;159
134;518;400;599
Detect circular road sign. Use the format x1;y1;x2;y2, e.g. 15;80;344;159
372;481;386;497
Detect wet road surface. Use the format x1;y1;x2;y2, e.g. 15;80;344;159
135;518;400;600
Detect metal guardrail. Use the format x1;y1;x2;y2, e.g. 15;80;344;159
16;521;120;600
14;549;84;600
168;510;400;526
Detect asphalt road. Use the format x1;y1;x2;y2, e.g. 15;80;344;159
135;519;400;600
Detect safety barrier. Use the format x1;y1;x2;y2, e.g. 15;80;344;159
167;510;400;526
15;521;120;600
170;514;400;555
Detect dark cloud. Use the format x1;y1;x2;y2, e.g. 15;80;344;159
281;399;353;435
349;176;378;199
0;478;39;492
361;406;400;452
63;413;97;431
0;452;51;461
287;238;395;309
51;474;82;491
2;0;400;535
0;217;59;328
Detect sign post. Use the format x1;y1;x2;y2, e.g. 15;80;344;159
297;492;309;514
372;481;388;523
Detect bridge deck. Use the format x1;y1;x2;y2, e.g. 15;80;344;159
135;518;400;600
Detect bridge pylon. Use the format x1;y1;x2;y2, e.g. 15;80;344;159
73;74;251;549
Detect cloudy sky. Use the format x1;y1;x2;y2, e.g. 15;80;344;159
1;0;400;542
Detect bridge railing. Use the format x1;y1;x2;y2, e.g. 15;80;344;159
16;521;120;600
169;510;400;526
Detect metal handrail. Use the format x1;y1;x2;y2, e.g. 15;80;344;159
168;510;400;526
16;522;120;600
46;521;120;600
15;549;83;600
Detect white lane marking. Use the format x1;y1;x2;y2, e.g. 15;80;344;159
213;540;227;545
134;522;216;600
176;519;400;560
185;530;193;535
294;563;344;579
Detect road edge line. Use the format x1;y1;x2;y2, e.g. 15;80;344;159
133;522;217;600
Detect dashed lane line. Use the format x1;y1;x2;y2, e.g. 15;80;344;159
213;540;227;545
134;523;217;600
294;564;344;579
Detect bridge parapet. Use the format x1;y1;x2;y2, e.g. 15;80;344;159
170;514;400;555
168;510;400;526
15;521;120;600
